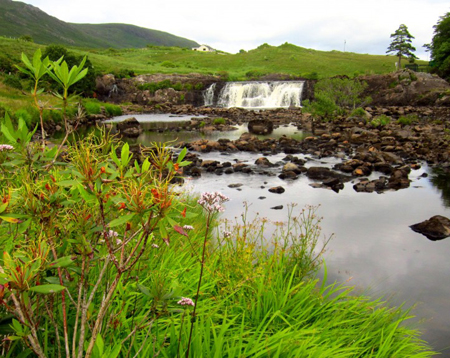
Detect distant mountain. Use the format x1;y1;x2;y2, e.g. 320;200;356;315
0;0;199;49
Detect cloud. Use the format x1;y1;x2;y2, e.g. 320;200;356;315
16;0;449;59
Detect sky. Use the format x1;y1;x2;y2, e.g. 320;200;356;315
15;0;450;60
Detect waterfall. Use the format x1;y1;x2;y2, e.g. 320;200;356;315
203;83;216;106
204;81;304;109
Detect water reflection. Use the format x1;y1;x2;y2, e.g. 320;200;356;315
430;167;450;208
183;158;450;357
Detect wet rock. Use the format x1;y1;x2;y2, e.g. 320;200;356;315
278;171;298;180
269;186;285;194
116;117;142;137
271;205;284;210
248;119;274;134
258;196;266;200
410;215;450;240
255;157;273;167
322;178;344;192
228;183;243;188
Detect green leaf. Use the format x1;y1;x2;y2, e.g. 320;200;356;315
137;284;151;297
29;284;65;294
95;334;104;356
177;147;187;163
57;180;80;187
108;213;134;228
0;216;22;224
121;143;130;168
48;256;75;269
106;344;122;358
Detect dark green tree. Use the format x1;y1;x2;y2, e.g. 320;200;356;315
386;24;417;69
427;12;450;80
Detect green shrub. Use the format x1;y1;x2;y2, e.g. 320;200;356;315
371;114;391;127
199;121;206;127
194;83;204;90
84;101;102;115
245;69;267;79
3;74;22;90
14;108;33;127
212;117;226;125
398;114;419;126
350;107;367;118
302;93;338;121
104;103;122;117
161;61;178;68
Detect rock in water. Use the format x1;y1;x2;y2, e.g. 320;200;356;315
410;215;450;240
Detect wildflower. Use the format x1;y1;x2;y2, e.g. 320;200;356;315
107;230;119;238
197;192;229;213
0;144;13;152
177;297;195;307
181;207;187;218
151;243;159;248
100;166;106;174
223;230;232;238
118;202;126;210
183;225;194;231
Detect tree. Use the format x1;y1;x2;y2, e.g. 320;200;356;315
428;12;450;80
386;24;417;70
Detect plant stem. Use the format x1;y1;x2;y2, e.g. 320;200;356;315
185;211;211;358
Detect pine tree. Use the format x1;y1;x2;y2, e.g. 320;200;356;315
386;24;417;70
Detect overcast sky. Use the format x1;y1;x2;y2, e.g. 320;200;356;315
16;0;450;60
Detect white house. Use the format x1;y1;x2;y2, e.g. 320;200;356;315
192;44;215;52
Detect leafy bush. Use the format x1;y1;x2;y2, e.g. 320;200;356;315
315;77;371;109
2;74;22;89
212;117;226;125
104;103;122;116
371;114;391;127
245;69;267;79
83;101;102;115
161;60;178;68
14;108;33;126
398;114;419;126
302;93;339;121
350;107;368;118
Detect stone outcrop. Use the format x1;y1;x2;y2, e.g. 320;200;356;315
361;70;450;107
410;215;450;240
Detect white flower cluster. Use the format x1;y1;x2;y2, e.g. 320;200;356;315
183;225;194;231
0;144;14;152
177;297;195;306
197;192;229;213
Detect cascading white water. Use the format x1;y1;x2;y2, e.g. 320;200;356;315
203;83;216;106
204;81;304;109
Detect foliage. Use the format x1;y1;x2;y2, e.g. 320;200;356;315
350;107;368;118
2;74;22;90
398;114;419;126
212;117;226;125
371;114;391;127
386;24;418;69
428;12;450;80
83;100;102;115
303;77;371;121
43;45;96;96
18;35;33;43
103;103;122;117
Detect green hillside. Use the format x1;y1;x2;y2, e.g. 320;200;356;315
0;0;199;49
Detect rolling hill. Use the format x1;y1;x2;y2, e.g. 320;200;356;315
0;0;199;49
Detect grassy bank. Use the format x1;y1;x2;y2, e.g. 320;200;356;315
0;36;428;80
0;119;436;357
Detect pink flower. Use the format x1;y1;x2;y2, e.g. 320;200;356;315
197;192;229;213
183;225;194;231
0;144;13;152
177;297;195;306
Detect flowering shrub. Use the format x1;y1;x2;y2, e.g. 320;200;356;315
0;120;191;357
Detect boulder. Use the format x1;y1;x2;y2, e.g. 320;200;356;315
248;119;274;135
410;215;450;240
116;117;142;137
268;186;285;194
